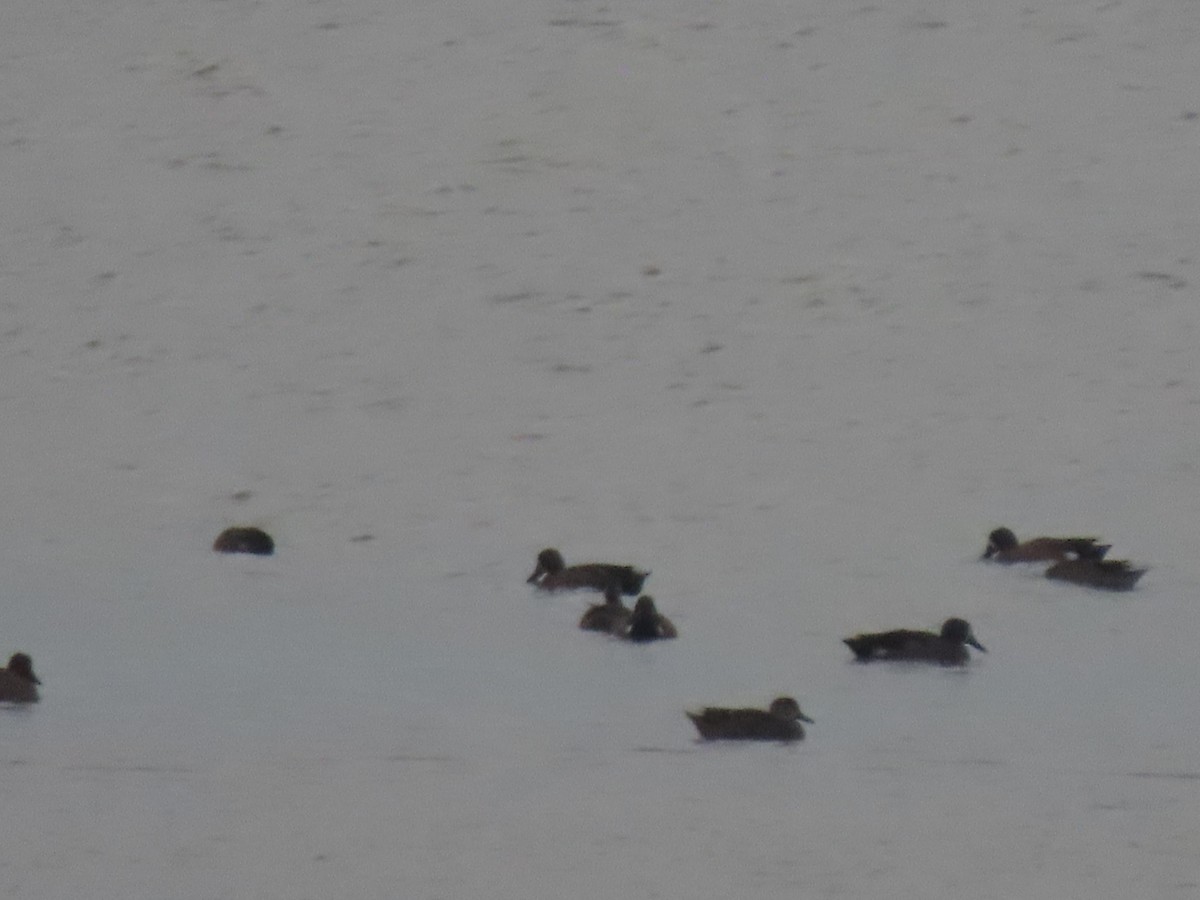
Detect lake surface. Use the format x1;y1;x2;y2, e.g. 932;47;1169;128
1;0;1198;896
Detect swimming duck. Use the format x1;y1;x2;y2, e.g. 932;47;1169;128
982;527;1109;563
526;547;648;594
687;696;813;742
1044;558;1147;591
579;584;632;634
618;595;677;642
844;617;986;666
213;526;275;556
0;653;40;703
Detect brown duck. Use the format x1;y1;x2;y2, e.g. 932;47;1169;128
1045;558;1147;591
844;618;986;666
527;547;648;594
213;526;275;556
578;584;632;634
982;527;1109;563
617;596;677;643
687;697;813;742
0;653;40;703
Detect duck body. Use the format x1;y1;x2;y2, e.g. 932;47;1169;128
0;653;40;703
527;548;648;594
687;697;812;742
1045;558;1147;591
844;618;986;666
983;527;1109;563
579;586;632;634
617;596;677;642
213;526;275;556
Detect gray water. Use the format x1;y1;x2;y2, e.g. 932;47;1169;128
1;0;1198;895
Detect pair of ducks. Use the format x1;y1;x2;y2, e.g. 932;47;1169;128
728;616;990;741
579;588;679;642
528;548;991;742
699;617;988;742
983;527;1146;591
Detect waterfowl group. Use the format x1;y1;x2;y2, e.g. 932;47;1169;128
0;520;1149;727
983;526;1146;591
525;527;1150;743
0;653;40;704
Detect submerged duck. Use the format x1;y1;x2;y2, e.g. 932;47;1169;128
527;547;648;595
0;653;40;703
982;527;1109;563
618;595;677;643
213;526;275;556
578;584;632;634
687;696;813;742
844;618;986;666
1045;558;1147;591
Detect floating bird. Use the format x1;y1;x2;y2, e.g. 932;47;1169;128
687;697;813;742
1045;558;1147;591
0;653;40;704
213;526;275;556
579;584;631;634
618;596;677;643
844;618;986;666
982;527;1109;563
526;547;648;594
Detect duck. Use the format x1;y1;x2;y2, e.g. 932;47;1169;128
982;527;1109;563
618;595;677;642
213;526;275;556
687;696;813;742
1044;558;1147;591
578;584;632;634
526;547;648;594
844;617;986;666
0;653;40;703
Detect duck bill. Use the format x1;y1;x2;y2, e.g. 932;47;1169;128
968;637;987;653
526;565;545;584
799;713;814;724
